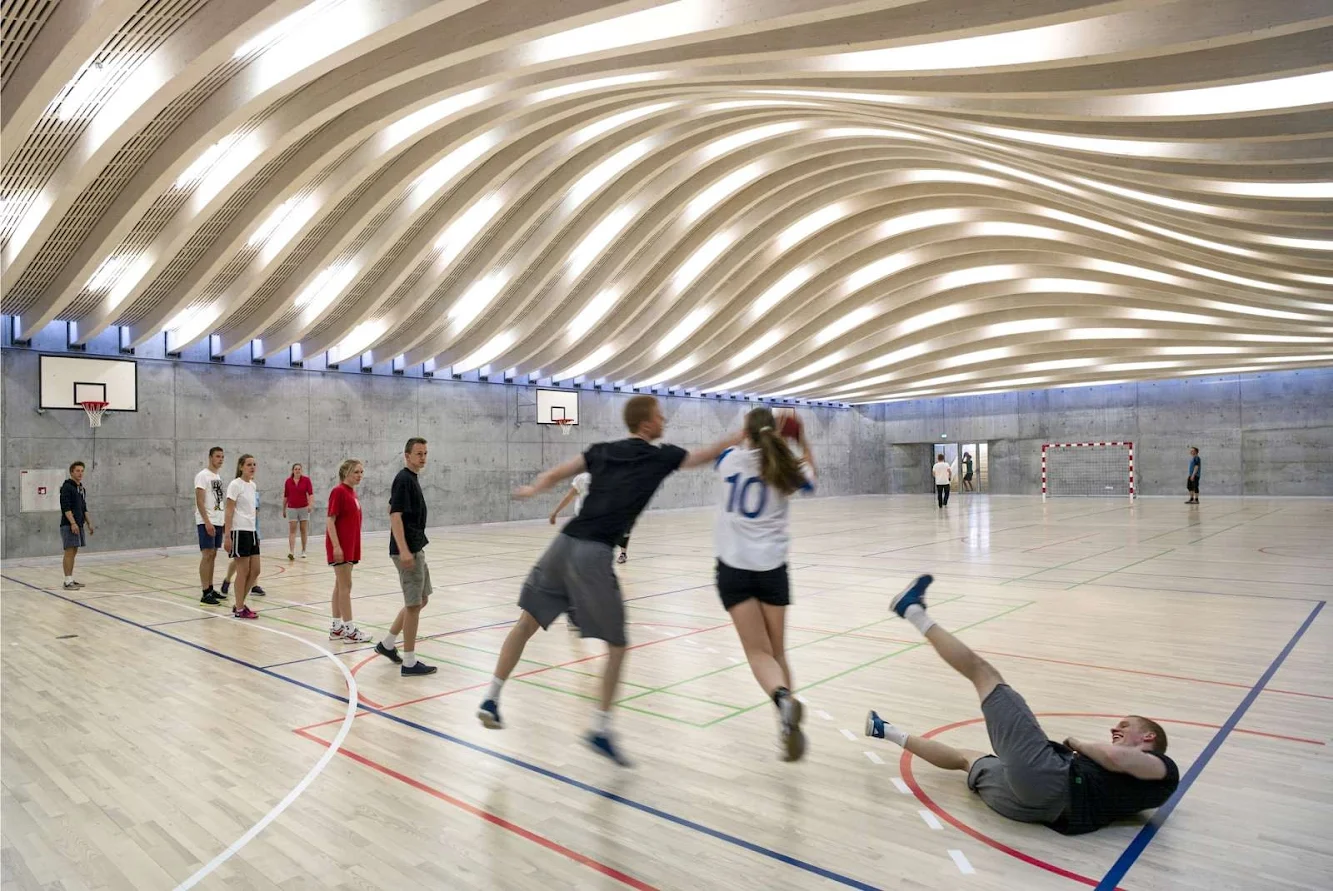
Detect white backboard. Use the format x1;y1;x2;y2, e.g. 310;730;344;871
536;388;579;425
20;469;66;512
39;354;138;410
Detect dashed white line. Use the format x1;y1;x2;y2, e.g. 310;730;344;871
840;728;857;741
948;849;975;874
891;777;911;794
919;809;943;830
863;751;884;765
816;709;832;721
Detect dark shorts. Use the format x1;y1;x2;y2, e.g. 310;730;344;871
228;530;261;558
61;525;86;549
198;524;224;551
329;560;359;567
519;534;625;646
966;685;1072;824
1186;478;1199;493
716;560;790;610
963;472;974;482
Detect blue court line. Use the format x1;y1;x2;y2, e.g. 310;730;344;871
1095;599;1325;891
7;575;882;891
259;618;523;669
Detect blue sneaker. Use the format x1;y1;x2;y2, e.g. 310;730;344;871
477;699;503;729
587;731;632;767
866;709;886;739
889;574;933;617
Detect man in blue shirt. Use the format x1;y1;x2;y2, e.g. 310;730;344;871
1186;447;1201;504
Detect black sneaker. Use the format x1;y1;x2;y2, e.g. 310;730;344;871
375;642;402;664
220;581;230;595
401;661;438;677
200;591;223;605
250;585;266;596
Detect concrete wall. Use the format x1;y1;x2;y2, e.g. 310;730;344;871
1;344;881;558
874;369;1333;497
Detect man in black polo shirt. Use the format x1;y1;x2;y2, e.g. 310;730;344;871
866;574;1180;834
476;395;744;765
375;437;437;676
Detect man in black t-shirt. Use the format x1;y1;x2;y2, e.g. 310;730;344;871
865;575;1180;834
374;437;437;677
477;395;744;765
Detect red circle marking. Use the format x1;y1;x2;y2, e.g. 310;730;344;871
899;712;1320;889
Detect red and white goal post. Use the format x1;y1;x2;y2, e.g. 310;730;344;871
1041;441;1135;502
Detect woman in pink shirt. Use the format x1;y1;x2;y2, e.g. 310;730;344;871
326;459;370;642
283;463;315;560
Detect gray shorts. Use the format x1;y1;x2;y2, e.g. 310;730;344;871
519;534;625;646
61;525;86;549
287;508;311;522
391;551;432;607
966;685;1071;824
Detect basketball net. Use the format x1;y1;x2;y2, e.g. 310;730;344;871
81;401;110;428
555;419;574;436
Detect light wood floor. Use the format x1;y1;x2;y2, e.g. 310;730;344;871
3;495;1331;891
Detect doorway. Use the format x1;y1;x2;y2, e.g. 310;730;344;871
925;442;988;493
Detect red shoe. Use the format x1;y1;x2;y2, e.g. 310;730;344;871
232;606;258;619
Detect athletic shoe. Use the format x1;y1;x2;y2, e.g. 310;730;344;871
375;642;402;664
865;709;886;739
62;581;79;590
477;699;503;729
200;591;224;605
329;625;345;640
220;581;231;595
889;574;933;617
587;731;632;767
777;692;806;762
67;580;85;589
401;661;437;677
616;551;628;564
250;585;266;596
287;552;295;561
341;625;372;643
300;552;307;559
233;606;258;619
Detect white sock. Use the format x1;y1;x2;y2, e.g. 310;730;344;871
881;721;909;747
402;650;417;668
331;619;345;632
381;632;398;650
593;709;612;735
904;604;936;636
65;576;73;584
487;676;505;702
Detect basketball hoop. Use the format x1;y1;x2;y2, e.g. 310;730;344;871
80;401;110;428
554;419;574;436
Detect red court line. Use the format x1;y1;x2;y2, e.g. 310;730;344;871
293;729;658;890
296;622;731;732
901;712;1322;890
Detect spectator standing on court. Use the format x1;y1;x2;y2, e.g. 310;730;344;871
221;485;266;597
223;454;262;619
933;453;953;508
1186;447;1202;505
195;446;227;604
327;459;371;643
961;451;975;492
284;463;314;560
59;461;93;589
374;438;437;676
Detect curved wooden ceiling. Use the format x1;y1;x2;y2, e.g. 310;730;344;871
3;0;1332;403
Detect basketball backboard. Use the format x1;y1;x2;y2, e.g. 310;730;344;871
536;388;579;425
39;355;138;411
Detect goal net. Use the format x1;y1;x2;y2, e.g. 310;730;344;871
1042;442;1134;501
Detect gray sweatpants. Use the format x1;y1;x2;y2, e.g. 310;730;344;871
966;685;1072;824
518;534;626;646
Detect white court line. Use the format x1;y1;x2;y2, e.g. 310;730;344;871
108;593;359;890
863;751;884;765
919;809;943;830
948;849;975;874
816;709;832;721
891;777;911;794
840;728;857;741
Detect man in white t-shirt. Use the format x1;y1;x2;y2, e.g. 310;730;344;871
195;446;227;605
933;453;953;508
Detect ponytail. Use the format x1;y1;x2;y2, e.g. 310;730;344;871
744;408;806;495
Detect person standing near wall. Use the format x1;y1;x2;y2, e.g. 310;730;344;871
223;454;262;619
375;438;438;676
961;451;975;492
327;459;371;643
59;461;93;589
284;463;314;560
195;446;227;605
222;485;266;598
1186;447;1202;505
933;453;953;508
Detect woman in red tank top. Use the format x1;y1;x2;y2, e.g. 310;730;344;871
325;459;368;642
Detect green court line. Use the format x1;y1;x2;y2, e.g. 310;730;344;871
701;600;1036;726
999;547;1125;585
1065;549;1176;589
614;595;965;708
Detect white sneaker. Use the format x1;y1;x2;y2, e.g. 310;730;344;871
341;625;373;643
329;625;345;640
300;552;307;559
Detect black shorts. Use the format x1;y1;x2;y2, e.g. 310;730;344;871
1186;478;1199;493
229;530;261;557
716;560;790;610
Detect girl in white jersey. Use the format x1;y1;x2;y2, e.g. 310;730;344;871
714;407;816;761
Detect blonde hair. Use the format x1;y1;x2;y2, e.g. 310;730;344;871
337;459;363;482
